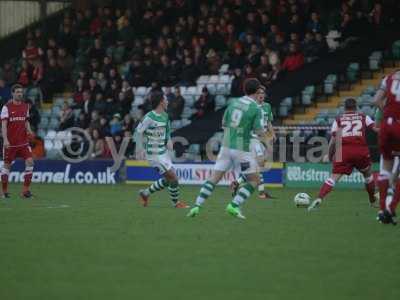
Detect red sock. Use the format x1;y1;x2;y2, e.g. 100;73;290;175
378;175;390;211
23;171;33;193
365;177;376;203
318;178;335;199
389;180;400;215
1;172;9;194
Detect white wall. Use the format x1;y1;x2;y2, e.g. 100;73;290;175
0;1;70;38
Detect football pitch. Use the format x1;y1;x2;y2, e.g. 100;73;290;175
0;184;399;300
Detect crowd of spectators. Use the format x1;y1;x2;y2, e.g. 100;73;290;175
1;0;399;158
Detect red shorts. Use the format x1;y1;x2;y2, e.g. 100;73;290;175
379;118;400;160
3;145;33;164
332;146;371;175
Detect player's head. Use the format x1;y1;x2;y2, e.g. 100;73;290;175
255;85;266;104
12;84;24;102
344;98;357;112
151;91;168;111
243;78;261;97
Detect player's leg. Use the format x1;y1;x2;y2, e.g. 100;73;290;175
163;169;188;208
21;157;34;198
138;155;171;206
359;165;377;206
1;147;16;198
226;150;259;219
308;173;342;211
377;123;394;213
377;158;393;212
188;147;231;217
1;162;11;198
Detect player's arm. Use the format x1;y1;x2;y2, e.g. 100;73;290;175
1;119;9;148
134;117;150;158
373;77;387;110
26;121;33;136
253;107;267;141
365;115;378;133
327;120;338;162
266;121;276;141
1;106;9;148
166;120;173;151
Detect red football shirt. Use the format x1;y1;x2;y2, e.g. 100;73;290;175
380;71;400;119
1;100;30;147
331;112;374;147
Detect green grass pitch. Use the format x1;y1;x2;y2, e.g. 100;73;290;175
0;183;399;300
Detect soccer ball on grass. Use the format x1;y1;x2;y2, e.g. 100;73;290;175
294;193;311;207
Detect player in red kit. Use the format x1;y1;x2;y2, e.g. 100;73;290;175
308;98;377;211
374;70;400;225
1;84;34;198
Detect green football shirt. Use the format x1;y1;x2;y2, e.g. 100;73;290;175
135;110;171;155
222;96;264;151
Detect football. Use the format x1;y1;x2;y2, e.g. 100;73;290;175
294;193;311;207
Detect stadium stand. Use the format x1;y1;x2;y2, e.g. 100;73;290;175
1;0;400;160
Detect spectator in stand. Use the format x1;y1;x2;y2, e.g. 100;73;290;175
121;80;133;102
17;60;33;87
230;68;244;97
59;102;75;130
340;13;356;40
82;90;94;116
26;99;41;132
1;62;16;84
58;24;76;55
314;32;329;57
123;130;135;158
110;113;122;135
88;78;102;98
115;91;132;117
307;12;325;34
33;28;46;50
22;39;43;65
243;64;257;80
282;42;304;72
73;78;85;105
256;55;272;86
302;31;318;61
90;129;105;158
0;79;12;104
122;114;136;132
206;49;221;74
118;18;134;45
75;111;89;129
56;47;74;82
89;38;106;62
102;18;117;47
89;110;101;131
97;73;108;91
191;87;215;120
32;60;44;87
93;93;107;115
180;56;199;86
102;56;114;77
42;58;64;99
88;59;101;77
99;116;110;136
167;86;185;121
30;133;45;159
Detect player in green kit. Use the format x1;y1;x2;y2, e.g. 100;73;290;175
231;85;276;199
135;92;189;208
187;79;266;219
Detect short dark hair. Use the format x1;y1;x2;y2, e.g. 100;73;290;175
243;78;261;95
12;84;23;93
151;91;165;109
344;98;357;110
